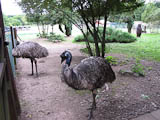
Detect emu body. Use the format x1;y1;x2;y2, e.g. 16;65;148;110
136;24;142;37
60;51;116;120
12;41;48;76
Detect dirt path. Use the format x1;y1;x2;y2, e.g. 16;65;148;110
16;37;160;120
17;37;89;120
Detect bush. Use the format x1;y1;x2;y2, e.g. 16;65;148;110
105;56;118;65
37;33;48;38
74;27;137;43
131;58;145;76
47;33;65;42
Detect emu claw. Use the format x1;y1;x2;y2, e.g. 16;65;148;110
87;106;96;111
88;111;94;120
28;73;34;76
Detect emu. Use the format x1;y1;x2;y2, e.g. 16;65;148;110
136;24;142;37
60;51;116;120
12;41;48;76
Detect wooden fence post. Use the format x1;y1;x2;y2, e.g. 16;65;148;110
10;27;17;67
13;28;17;67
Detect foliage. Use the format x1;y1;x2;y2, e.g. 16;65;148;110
134;6;145;21
3;15;29;26
37;32;48;38
141;3;158;23
131;58;145;76
18;0;143;54
109;12;135;33
74;27;137;43
18;0;72;37
47;33;65;42
69;0;144;57
80;34;160;62
105;56;118;65
108;1;145;33
18;0;55;36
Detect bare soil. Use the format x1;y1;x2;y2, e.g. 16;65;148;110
16;37;160;120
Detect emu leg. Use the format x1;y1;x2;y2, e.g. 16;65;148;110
34;59;38;77
30;59;34;75
88;90;97;120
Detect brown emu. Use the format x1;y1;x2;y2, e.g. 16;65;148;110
12;41;48;76
60;51;116;120
136;24;142;37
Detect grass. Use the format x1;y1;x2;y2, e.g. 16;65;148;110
108;33;160;61
77;33;160;62
17;33;38;40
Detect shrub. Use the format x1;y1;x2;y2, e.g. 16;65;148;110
47;33;65;42
74;35;85;42
105;56;118;65
37;33;48;38
74;27;137;43
131;58;145;76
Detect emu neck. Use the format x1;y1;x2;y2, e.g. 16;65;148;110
62;64;82;90
66;57;71;66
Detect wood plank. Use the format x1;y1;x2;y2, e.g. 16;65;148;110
0;90;5;120
3;74;10;120
0;61;6;89
5;47;21;116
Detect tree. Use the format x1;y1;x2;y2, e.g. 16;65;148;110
109;12;135;33
18;0;53;37
17;0;143;56
134;6;145;21
18;0;73;37
3;15;28;26
141;3;158;23
63;0;144;57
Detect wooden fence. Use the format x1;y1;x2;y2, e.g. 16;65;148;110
0;1;21;120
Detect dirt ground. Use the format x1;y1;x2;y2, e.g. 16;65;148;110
16;37;160;120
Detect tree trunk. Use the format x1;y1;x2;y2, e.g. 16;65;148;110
37;23;41;36
93;28;100;57
59;24;64;33
127;21;133;33
81;30;93;56
47;25;49;34
82;17;100;56
65;22;72;36
51;25;54;33
101;15;108;58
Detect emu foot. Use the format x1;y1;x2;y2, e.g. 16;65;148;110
87;110;94;120
87;105;96;110
28;73;34;76
86;105;96;120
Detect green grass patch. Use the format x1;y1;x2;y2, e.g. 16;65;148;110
79;33;160;62
109;33;160;61
17;33;38;40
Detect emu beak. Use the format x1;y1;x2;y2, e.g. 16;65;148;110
60;55;65;64
61;58;65;63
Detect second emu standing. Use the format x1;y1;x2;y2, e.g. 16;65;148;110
12;41;48;76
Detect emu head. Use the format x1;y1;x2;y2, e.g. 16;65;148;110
60;51;72;66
